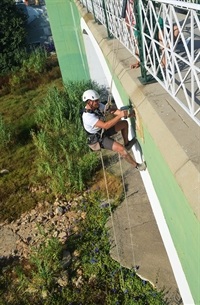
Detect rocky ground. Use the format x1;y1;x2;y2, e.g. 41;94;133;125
0;148;182;304
0;194;86;260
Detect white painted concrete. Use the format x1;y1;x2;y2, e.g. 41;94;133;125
82;31;109;89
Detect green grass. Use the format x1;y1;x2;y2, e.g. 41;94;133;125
0;55;63;221
0;55;101;221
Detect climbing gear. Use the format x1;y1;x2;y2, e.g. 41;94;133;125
82;89;100;102
136;162;146;171
125;137;137;150
120;102;135;119
80;108;105;151
87;132;102;151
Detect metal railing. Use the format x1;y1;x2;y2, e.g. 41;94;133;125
78;0;200;126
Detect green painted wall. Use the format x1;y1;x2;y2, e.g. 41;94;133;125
142;127;199;305
45;0;90;82
93;31;200;305
111;76;199;304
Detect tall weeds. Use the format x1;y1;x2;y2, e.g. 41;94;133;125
32;81;101;196
9;47;47;91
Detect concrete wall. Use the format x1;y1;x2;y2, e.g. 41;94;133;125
46;1;200;304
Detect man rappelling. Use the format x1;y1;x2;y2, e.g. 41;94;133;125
81;89;146;171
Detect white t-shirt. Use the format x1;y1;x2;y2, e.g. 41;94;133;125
82;103;105;134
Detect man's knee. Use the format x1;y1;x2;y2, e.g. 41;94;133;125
114;144;128;157
115;120;128;132
112;141;125;153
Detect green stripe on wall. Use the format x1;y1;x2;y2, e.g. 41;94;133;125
45;0;90;82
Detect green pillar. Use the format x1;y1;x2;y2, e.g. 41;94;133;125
45;0;90;83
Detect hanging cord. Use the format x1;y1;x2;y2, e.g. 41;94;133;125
100;38;121;140
99;150;125;287
104;37;120;113
118;153;138;271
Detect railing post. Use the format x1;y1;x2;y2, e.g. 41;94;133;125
85;0;89;13
134;0;155;84
102;0;113;38
91;0;97;22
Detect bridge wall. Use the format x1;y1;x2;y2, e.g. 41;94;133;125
45;1;200;304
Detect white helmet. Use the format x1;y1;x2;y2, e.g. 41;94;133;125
82;89;100;102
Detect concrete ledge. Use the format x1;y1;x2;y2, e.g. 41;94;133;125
77;2;200;221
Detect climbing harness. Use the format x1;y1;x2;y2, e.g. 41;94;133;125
81;108;105;151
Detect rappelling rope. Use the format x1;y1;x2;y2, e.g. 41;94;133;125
118;153;137;269
99;150;125;287
99;10;138;282
105;37;120;112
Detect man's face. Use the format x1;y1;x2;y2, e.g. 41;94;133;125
89;99;99;109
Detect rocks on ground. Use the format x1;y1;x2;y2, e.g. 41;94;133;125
0;196;87;260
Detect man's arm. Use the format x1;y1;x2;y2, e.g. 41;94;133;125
95;110;128;130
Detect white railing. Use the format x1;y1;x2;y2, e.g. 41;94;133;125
78;0;200;126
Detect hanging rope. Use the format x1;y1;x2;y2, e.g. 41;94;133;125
104;37;120;112
99;150;125;287
98;11;139;281
118;153;137;269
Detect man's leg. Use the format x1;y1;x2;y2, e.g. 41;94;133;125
101;137;146;171
112;141;138;167
114;120;129;145
114;120;136;150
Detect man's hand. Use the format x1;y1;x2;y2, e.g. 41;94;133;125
112;109;128;118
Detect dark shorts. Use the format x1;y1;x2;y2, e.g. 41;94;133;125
101;127;117;150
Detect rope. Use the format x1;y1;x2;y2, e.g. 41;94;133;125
105;38;120;112
118;153;137;269
99;150;125;287
99;22;138;283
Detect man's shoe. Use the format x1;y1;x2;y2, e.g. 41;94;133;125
136;162;146;171
125;138;137;150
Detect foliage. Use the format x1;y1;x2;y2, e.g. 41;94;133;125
9;47;48;91
0;194;168;305
0;0;27;73
31;81;102;196
0;56;62;222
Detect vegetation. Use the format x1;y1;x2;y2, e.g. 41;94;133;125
31;81;100;196
0;49;63;221
0;50;169;304
0;193;169;305
0;0;27;73
0;50;101;221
